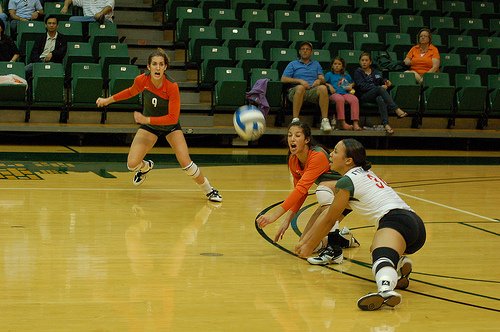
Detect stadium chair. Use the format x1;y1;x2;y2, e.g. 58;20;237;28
164;0;198;28
241;9;272;39
261;0;292;20
383;0;415;24
412;0;440;26
67;63;104;123
322;30;352;56
305;12;336;41
454;73;488;120
430;34;448;54
234;47;268;81
57;21;84;43
448;35;479;63
487;74;500;116
98;42;130;82
15;21;46;60
459;18;489;44
288;29;320;50
270;48;298;77
63;42;94;79
293;0;325;21
176;7;208;43
336;13;367;40
254;28;289;59
198;0;229;18
105;64;141;124
231;0;262;20
442;0;470;25
467;54;499;86
386;32;413;60
338;50;363;77
29;62;65;123
209;8;240;38
354;0;385;23
311;49;331;70
353;32;385;53
187;26;220;64
88;22;119;59
325;0;353;18
368;14;398;43
221;27;254;59
213;67;247;111
388;72;421;116
421;72;455;127
399;15;424;38
199;45;233;88
478;36;500;63
471;1;500;22
440;53;467;85
43;1;71;22
273;10;306;38
0;61;28;111
249;68;283;108
429;16;460;46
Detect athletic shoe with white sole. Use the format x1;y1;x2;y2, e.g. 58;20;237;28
396;256;413;290
320;118;332;132
357;290;402;311
133;160;154;186
307;245;343;265
206;188;223;202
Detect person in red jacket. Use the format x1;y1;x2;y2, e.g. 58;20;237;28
96;48;222;202
257;121;359;264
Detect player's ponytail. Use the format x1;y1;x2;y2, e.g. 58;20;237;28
342;139;372;171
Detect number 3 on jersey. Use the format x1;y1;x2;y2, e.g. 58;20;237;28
367;174;387;189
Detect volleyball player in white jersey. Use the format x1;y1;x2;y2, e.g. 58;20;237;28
295;138;426;311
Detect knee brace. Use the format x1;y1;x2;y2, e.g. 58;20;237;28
316;185;334;207
371;247;399;275
183;161;200;178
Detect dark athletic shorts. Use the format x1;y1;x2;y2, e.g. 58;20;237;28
378;209;426;254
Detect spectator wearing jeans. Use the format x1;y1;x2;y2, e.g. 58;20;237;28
60;0;114;23
281;41;332;132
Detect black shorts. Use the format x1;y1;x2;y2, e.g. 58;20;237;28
378;209;426;254
139;123;181;137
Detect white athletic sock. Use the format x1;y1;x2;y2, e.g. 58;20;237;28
139;160;151;172
375;266;398;292
330;220;340;232
198;177;212;194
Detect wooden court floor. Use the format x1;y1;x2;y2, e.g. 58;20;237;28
0;146;499;331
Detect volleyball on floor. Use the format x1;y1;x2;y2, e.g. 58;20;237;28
233;105;266;141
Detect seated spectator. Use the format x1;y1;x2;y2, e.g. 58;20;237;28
353;52;407;135
8;0;44;37
25;15;67;81
281;41;332;132
61;0;114;24
403;28;440;84
0;2;8;27
0;20;20;62
325;56;361;131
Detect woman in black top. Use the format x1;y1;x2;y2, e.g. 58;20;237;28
353;52;407;135
0;20;20;62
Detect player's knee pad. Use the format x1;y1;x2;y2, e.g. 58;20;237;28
316;185;334;207
183;161;200;178
371;247;399;274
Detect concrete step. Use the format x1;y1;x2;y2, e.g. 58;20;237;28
115;0;152;10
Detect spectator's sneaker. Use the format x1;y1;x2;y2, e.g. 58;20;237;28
206;188;223;202
357;290;402;311
320;118;332;132
291;117;300;124
307;245;343;265
339;226;361;248
133;160;154;186
396;256;413;290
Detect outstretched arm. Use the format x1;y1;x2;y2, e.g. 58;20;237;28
295;188;350;257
